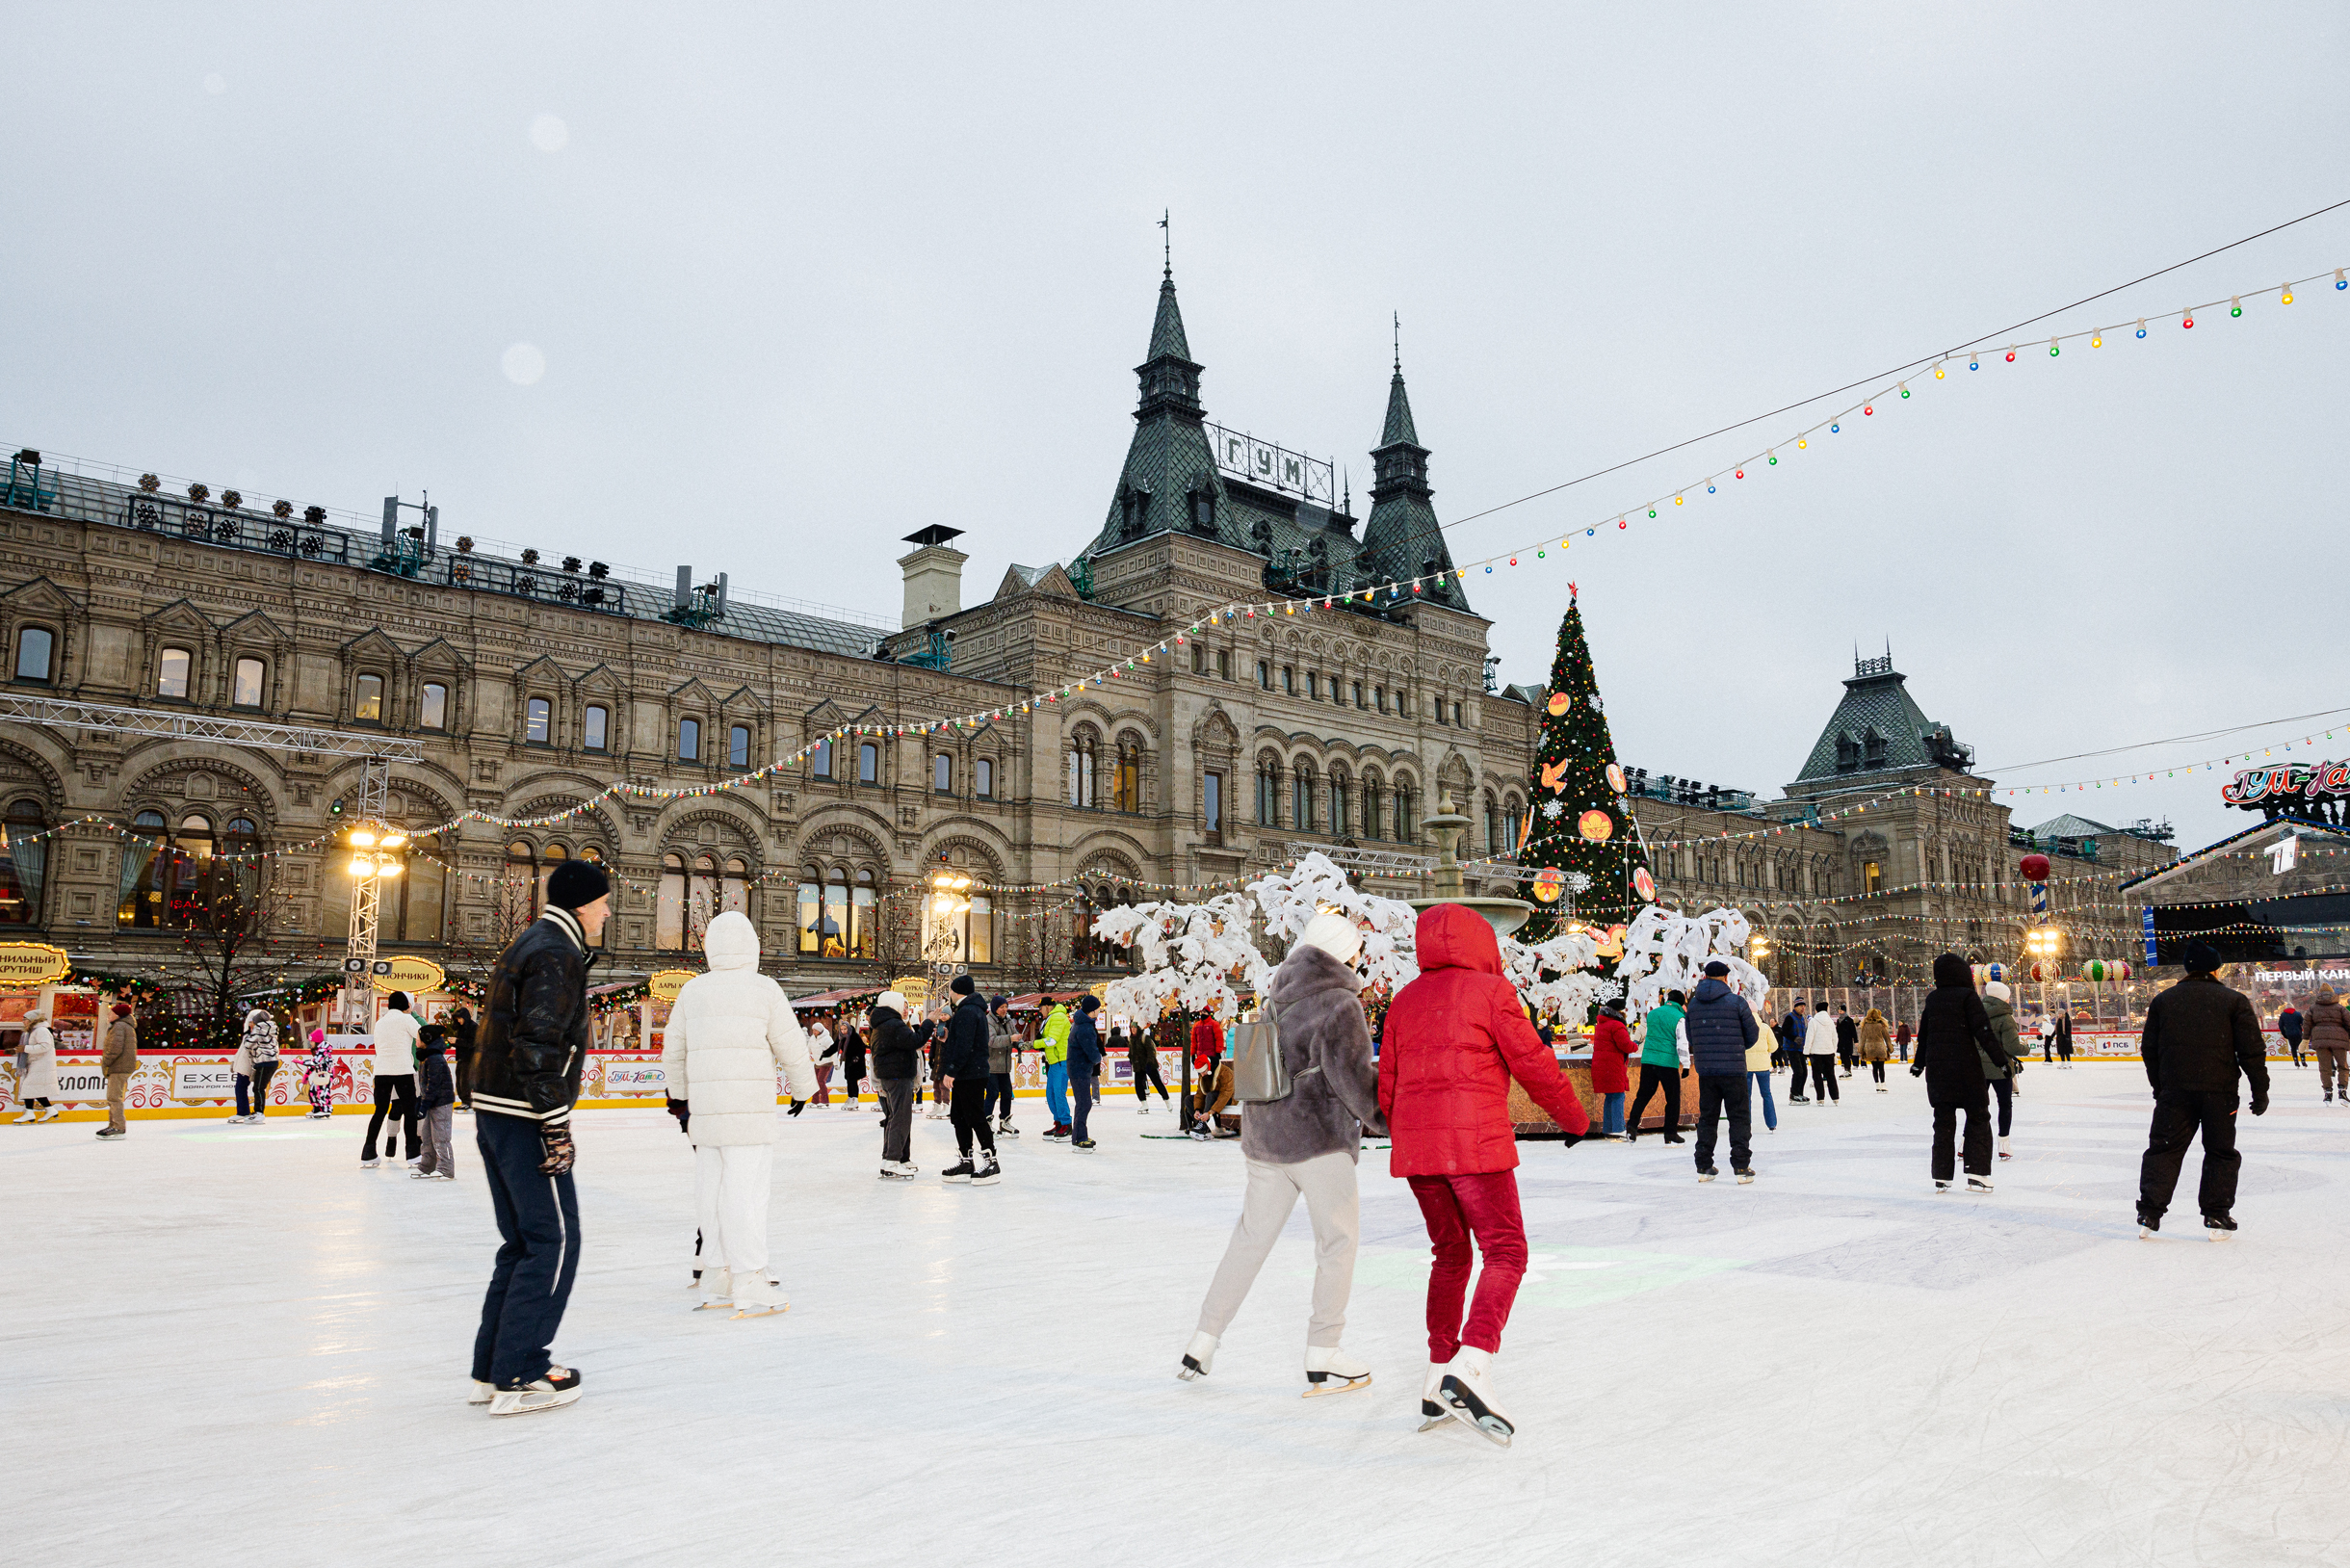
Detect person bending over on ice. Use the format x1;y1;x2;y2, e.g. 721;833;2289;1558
1908;954;2013;1193
2136;940;2267;1239
1178;914;1386;1396
1380;903;1588;1448
467;858;609;1415
663;909;818;1315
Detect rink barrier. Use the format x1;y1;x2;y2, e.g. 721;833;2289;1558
0;1046;1188;1118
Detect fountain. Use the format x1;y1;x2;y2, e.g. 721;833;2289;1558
1408;792;1535;937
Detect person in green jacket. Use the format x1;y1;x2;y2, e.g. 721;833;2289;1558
1982;980;2024;1161
1038;1000;1073;1138
1625;991;1687;1143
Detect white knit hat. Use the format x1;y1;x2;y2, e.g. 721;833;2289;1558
876;991;907;1013
1297;912;1364;966
1984;980;2012;1002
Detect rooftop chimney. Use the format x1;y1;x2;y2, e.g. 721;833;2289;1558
899;525;968;626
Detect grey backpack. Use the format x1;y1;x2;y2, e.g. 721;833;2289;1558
1232;1000;1323;1105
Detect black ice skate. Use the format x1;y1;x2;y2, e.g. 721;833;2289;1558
2137;1205;2161;1239
2203;1212;2237;1241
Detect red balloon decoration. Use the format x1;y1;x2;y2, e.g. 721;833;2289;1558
2020;853;2050;881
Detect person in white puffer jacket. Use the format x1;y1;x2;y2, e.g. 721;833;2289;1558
662;911;818;1318
1804;1007;1842;1105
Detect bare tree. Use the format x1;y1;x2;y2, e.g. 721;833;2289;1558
172;855;300;1051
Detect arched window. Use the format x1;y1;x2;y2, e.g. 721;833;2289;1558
1067;736;1096;807
934;753;953;794
526;697;552;744
157;646;193;699
796;857;874;957
0;798;46;925
858;742;878;784
796;864;822;954
353;672;383;721
1329;771;1350;838
233;658;266;709
811;738;832;779
1483;795;1500;854
1113;740;1141;814
13;627;53;684
1072;888;1097;963
420;682;449;731
678;717;701;761
500;840;539;934
658;852;690;951
1396;784;1418;844
582;703;607;751
1364;777;1384;841
977;757;994;797
1256;760;1277;826
535;843;570;912
852;867;875;957
730;725;751;769
1292;762;1316;833
822;866;849;958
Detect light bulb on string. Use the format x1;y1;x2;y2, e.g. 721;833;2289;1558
2282;282;2294;303
1933;363;1945;379
1647;508;1657;517
2135;317;2147;338
2182;308;2194;328
1830;422;1840;433
1898;381;1909;398
2230;296;2241;317
2337;269;2346;290
1766;449;1776;465
1864;404;1873;415
2049;337;2059;357
2091;332;2102;347
1969;356;1979;370
1795;437;1807;449
2004;346;2016;362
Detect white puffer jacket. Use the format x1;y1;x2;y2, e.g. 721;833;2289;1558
662;911;818;1146
1805;1012;1841;1056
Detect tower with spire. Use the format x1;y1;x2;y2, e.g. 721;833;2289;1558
1086;259;1240;560
1359;328;1469;612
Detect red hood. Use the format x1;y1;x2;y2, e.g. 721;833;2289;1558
1415;903;1502;976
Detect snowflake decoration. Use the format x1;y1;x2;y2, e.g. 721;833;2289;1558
1587;693;1604;712
1540;799;1565;820
1566;871;1593;893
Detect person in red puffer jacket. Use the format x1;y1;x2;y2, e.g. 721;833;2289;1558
1379;903;1588;1448
1587;1001;1637;1140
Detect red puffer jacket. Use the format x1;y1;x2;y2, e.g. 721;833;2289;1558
1379;904;1588;1177
1588;1013;1637;1094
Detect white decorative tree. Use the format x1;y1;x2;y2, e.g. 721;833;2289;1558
1092;892;1269;1026
1613;904;1769;1020
1247;851;1420;995
1503;925;1619;1028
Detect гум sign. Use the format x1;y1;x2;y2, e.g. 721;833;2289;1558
2222;759;2350;807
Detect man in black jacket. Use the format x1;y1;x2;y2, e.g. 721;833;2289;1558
867;992;922;1178
467;859;607;1415
937;976;1001;1185
2137;941;2269;1237
1834;1006;1859;1078
1684;962;1762;1183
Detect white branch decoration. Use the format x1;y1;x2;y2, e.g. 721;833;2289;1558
1091;892;1269;1023
1613;903;1768;1020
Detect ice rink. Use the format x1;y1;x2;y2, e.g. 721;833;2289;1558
9;1060;2346;1568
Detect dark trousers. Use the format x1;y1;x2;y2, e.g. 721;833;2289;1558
983;1071;1015;1121
472;1112;581;1389
455;1049;475;1107
1628;1062;1680;1134
876;1078;916;1164
1839;1046;1855;1073
1870;1061;1886;1084
2139;1089;2242;1219
365;1072;417;1160
1070;1069;1098;1140
1693;1074;1751;1171
1788;1055;1810;1098
842;1060;865;1104
1407;1170;1527;1358
950;1076;997;1160
1990;1076;2014;1137
1931;1085;1994;1180
2043;1040;2054;1063
1809;1056;1840;1102
234;1059;278;1115
1131;1055;1168;1100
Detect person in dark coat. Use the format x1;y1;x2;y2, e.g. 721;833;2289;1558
1781;1001;1811;1101
447;1005;479;1111
2276;1003;2303;1069
1683;961;1762;1181
1067;996;1106;1148
1907;954;2012;1191
412;1030;458;1180
1834;1006;1859;1078
937;976;1000;1184
2136;941;2269;1236
867;994;922;1176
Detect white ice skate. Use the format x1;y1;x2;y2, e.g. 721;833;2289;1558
1176;1330;1218;1381
1137;1104;1149;1115
694;1268;735;1311
1998;1137;2013;1161
488;1366;581;1416
10;1110;33;1124
1967;1175;1995;1193
877;1163;918;1181
39;1105;62;1122
731;1281;789;1320
1302;1346;1372;1398
1417;1362;1450;1432
1438;1346;1514;1448
467;1379;496;1406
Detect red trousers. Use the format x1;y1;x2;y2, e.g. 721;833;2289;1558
1406;1170;1528;1360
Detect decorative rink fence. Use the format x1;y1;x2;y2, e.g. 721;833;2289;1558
1;1046;1192;1118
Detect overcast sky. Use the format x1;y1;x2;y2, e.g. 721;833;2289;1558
9;3;2347;853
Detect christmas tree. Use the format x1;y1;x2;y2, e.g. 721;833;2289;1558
1515;589;1653;943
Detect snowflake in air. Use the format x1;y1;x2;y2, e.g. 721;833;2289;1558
1567;871;1593;893
1541;799;1565;820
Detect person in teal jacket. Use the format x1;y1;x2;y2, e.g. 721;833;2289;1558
1038;999;1073;1138
1625;991;1687;1143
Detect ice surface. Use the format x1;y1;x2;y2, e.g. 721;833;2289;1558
6;1065;2347;1568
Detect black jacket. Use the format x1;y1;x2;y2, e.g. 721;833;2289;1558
941;994;993;1080
1913;955;2010;1107
468;910;593;1129
1683;977;1760;1076
2142;976;2269;1097
414;1048;456;1112
1068;1008;1104;1072
867;1006;920;1079
1835;1015;1859;1052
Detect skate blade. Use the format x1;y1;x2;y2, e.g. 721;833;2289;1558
730;1304;789;1319
1178;1356;1208;1381
1301;1373;1372;1398
692;1301;735;1312
1417;1400;1449;1433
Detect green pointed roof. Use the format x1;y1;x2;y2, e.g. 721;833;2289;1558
1790;655;1972;790
1148;276;1190;362
1380;370;1419;446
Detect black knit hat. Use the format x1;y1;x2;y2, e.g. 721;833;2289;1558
1079;994;1100;1012
1703;960;1731;977
546;859;611;910
950;974;976;997
2181;939;2224;975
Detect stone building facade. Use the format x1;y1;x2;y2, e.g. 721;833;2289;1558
0;272;2172;1003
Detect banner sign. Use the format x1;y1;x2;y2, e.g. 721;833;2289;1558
598;1058;667;1096
0;942;70;988
2142;908;2158;966
2222;759;2350;808
372;955;446;995
648;970;696;1003
172;1061;238;1101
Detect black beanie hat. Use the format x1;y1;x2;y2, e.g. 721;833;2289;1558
546;859;611;910
2181;939;2224;975
1079;994;1100;1012
950;974;976;997
1703;960;1731;977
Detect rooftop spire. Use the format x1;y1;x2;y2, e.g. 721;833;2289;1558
1380;361;1420;449
1160;208;1171;280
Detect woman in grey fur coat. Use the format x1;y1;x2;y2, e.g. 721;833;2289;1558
1178;912;1387;1396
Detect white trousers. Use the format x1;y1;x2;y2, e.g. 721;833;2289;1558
694;1143;776;1303
1194;1150;1361;1348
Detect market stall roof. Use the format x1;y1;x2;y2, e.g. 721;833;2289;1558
791;986;881;1009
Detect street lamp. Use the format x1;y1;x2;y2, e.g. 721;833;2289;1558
926;870;974;979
